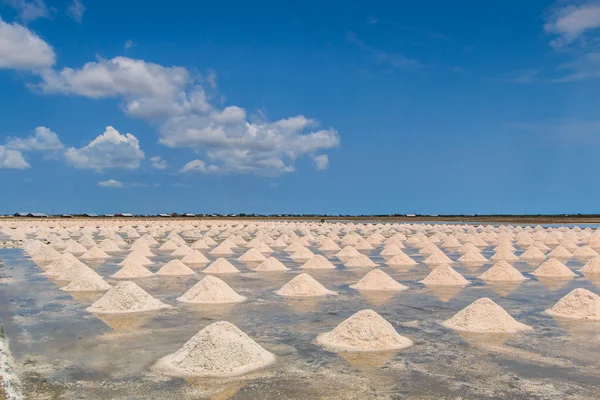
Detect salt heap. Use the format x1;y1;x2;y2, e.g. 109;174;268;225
490;248;519;261
336;246;361;260
350;269;408;291
86;282;171;314
580;256;600;274
203;258;240;274
238;248;267;263
545;288;600;320
121;251;152;266
547;245;573;258
181;250;210;264
424;250;453;265
209;242;234;255
44;254;86;278
520;247;546;261
380;244;403;256
387;252;417;267
345;254;377;268
155;321;275;377
478;261;527;282
63;239;87;253
302;255;336;269
442;298;532;333
276;273;336;297
111;260;154;279
61;266;112;292
289;247;315;261
177;276;246;304
98;239;121;253
532;258;577;278
319;238;341;252
316;309;413;352
156;259;195;276
172;245;194;257
80;246;110;260
255;257;289;272
420;265;469;286
458;249;488;263
573;245;599;258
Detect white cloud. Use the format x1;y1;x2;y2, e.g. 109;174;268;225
6;126;63;151
97;179;123;188
544;3;600;48
150;155;167;169
124;40;134;50
313;154;329;170
4;0;49;22
66;0;85;23
180;159;219;174
0;17;55;70
64;126;145;170
0;145;30;169
35;56;340;175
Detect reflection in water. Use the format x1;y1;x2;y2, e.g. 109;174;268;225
94;312;152;332
536;277;574;291
67;290;105;304
337;349;398;372
426;285;465;302
456;331;514;347
357;290;398;307
485;282;522;297
551;315;600;340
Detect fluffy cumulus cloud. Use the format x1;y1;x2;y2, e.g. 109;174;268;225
313;154;329;170
0;17;55;70
150;156;168;169
179;159;219;174
6;126;63;151
544;3;600;48
97;179;123;188
66;0;85;23
4;0;49;22
64;126;145;170
35;56;340;175
0;145;30;169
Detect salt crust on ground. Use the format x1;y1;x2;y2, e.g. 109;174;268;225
155;321;275;377
316;309;413;352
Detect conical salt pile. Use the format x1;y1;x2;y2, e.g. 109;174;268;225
61;266;112;292
336;246;361;260
420;265;469;286
380;244;403;256
520;247;546;261
490;248;518;261
159;240;180;251
191;238;211;250
98;239;121;253
545;288;600;320
238;248;267;263
345;254;378;268
316;309;413;352
172;245;194;257
301;255;336;270
63;239;87;253
276;273;336;297
350;269;408;291
111;260;154;278
255;257;289;272
387;252;417;267
458;249;488;263
532;258;577;278
155;321;275;377
44;254;86;278
156;259;195;276
80;246;110;260
319;238;341;252
478;261;526;282
290;247;315;261
181;250;210;264
86;282;170;314
573;246;599;258
424;251;453;265
442;298;532;333
547;245;573;258
120;252;152;266
177;275;246;304
209;242;234;255
203;258;240;274
580;256;600;274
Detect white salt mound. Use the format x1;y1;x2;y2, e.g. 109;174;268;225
181;251;209;264
203;258;240;274
276;273;336;297
61;266;112;292
520;247;546;261
255;257;289;272
442;298;532;333
345;254;378;268
547;245;573;258
177;275;246;304
336;246;361;259
156;259;195;276
301;255;336;270
532;258;577;278
316;309;413;352
111;261;154;279
424;251;453;265
350;269;408;291
420;265;469;286
238;248;267;263
387;253;417;267
545;288;600;320
478;261;526;282
156;321;275;377
458;249;488;263
86;281;171;314
580;256;600;274
80;246;110;260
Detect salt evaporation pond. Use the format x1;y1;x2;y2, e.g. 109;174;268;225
1;223;600;399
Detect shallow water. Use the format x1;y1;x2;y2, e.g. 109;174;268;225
1;241;600;399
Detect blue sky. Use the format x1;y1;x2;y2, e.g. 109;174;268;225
1;0;600;215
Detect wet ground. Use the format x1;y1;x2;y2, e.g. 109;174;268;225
1;241;600;399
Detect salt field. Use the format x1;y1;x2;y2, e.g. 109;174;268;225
1;220;600;399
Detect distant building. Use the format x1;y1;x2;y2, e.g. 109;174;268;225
119;213;134;217
62;214;73;218
158;213;170;217
104;214;115;217
14;212;48;218
406;214;416;217
183;213;195;217
84;213;98;218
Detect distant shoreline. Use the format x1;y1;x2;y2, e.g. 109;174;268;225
3;215;600;224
